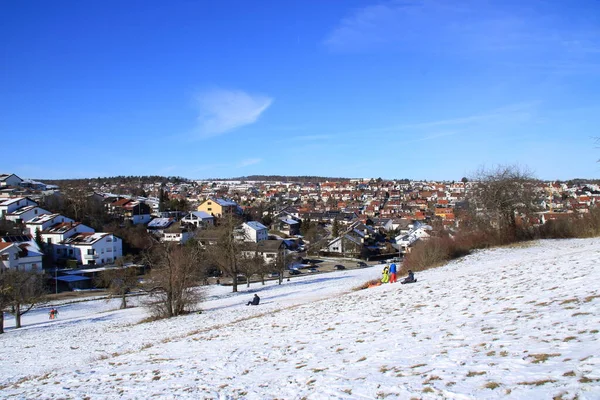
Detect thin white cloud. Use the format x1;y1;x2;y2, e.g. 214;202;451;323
195;89;273;138
323;0;600;62
238;158;262;168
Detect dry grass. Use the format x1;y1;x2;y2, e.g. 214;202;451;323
527;353;561;364
466;371;486;377
483;382;500;389
518;379;557;386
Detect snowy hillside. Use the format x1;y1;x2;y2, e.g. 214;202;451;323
1;238;599;399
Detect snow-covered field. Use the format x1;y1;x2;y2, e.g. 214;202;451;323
1;238;599;399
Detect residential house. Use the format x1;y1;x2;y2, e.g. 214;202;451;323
5;205;51;224
0;197;37;217
197;197;241;218
238;221;268;243
25;214;75;237
181;211;214;229
147;217;175;238
62;233;123;266
0;173;23;187
272;217;300;236
162;222;192;244
0;236;43;272
395;223;432;254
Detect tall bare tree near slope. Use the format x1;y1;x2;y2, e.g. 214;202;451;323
467;164;541;240
143;242;208;318
205;215;247;293
1;270;47;330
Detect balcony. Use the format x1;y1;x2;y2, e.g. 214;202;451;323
83;254;99;260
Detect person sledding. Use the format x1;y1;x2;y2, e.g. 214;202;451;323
381;265;390;283
246;294;260;306
401;270;417;284
48;308;57;320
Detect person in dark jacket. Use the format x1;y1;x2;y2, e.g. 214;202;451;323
246;294;260;306
401;270;416;284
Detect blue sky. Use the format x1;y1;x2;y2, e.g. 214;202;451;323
1;0;599;181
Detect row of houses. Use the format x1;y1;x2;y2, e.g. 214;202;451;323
0;196;123;272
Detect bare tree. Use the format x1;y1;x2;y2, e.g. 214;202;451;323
4;270;47;329
205;215;246;293
143;242;206;318
468;165;541;239
96;261;140;309
0;272;12;334
237;249;266;288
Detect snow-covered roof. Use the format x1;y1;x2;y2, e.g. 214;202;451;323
245;221;267;231
184;211;213;220
279;218;299;225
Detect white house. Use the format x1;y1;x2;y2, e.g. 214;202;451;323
239;221;269;243
25;214;74;236
0;173;23;188
162;222;192;244
147;217;175;237
5;205;51;224
41;221;94;248
62;233;123;266
181;211;214;228
0;197;37;217
0;242;19;270
395;224;432;253
0;239;43;272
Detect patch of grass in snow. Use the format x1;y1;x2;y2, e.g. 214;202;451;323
423;375;441;384
422;386;434;393
579;376;600;383
584;294;600;302
376;391;394;398
295;364;306;369
466;371;486;377
528;353;561;363
590;329;599;334
572;312;591;317
446;381;456;387
357;356;367;362
500;351;509;357
563;371;576;377
563;336;577;342
410;363;427;369
312;368;327;373
483;382;500;389
341;389;352;395
517;379;557;386
487;351;496;356
559;298;579;305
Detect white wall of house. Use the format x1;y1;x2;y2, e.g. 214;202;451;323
243;222;268;242
66;235;123;266
162;231;192;244
0;244;19;269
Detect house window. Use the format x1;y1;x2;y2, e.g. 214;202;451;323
69;249;73;255
207;207;212;211
87;249;94;255
1;254;8;261
47;238;52;244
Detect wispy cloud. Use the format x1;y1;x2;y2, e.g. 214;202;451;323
195;89;273;138
238;158;262;168
323;0;600;65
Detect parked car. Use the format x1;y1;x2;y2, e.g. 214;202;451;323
333;264;346;270
269;272;280;278
289;269;302;275
357;261;368;268
308;268;319;273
